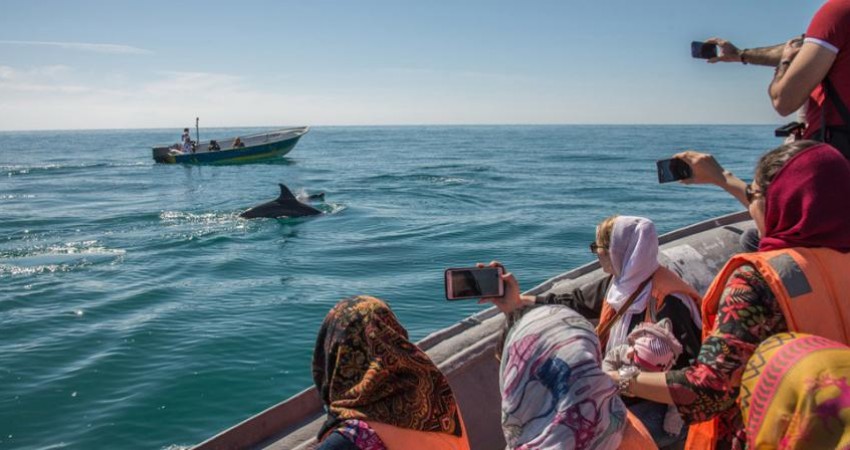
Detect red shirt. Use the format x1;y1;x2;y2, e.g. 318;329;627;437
803;0;850;138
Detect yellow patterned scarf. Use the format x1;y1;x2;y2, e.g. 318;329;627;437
739;332;850;449
312;296;462;439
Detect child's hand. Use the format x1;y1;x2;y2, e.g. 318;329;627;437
663;407;684;436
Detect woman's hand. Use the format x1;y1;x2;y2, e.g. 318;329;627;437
477;261;534;315
673;151;727;186
673;150;750;206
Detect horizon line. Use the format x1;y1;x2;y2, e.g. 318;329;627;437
0;122;781;133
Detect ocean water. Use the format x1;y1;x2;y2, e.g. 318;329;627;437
0;125;778;449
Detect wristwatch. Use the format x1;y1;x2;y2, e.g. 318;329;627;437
617;365;641;396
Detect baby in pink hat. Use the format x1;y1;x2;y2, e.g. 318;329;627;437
602;318;684;436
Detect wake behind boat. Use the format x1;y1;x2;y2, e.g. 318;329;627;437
151;127;309;164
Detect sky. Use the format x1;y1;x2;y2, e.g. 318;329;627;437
0;0;826;130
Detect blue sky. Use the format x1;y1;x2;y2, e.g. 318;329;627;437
0;0;824;130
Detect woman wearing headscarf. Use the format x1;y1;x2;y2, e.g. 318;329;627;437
591;216;702;368
609;141;850;449
312;296;469;450
739;332;850;449
591;215;703;447
496;301;656;449
482;215;702;448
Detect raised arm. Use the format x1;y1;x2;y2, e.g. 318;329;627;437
674;151;749;207
705;37;797;67
770;39;837;116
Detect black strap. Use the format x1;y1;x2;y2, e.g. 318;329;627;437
822;77;850;142
595;276;653;347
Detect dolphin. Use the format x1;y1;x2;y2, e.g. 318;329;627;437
299;192;325;202
240;184;322;219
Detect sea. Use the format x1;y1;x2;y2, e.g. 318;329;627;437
0;125;778;449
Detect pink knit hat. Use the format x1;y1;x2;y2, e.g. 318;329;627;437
628;318;682;372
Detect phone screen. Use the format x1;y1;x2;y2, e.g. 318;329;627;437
691;41;718;59
445;267;504;300
657;158;693;183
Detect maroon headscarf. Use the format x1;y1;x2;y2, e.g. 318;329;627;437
759;143;850;252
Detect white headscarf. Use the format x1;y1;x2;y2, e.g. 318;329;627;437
604;216;659;353
500;305;627;450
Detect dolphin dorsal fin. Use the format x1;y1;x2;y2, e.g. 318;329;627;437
277;183;297;201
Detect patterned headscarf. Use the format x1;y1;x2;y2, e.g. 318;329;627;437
500;305;627;450
312;296;463;440
739;332;850;449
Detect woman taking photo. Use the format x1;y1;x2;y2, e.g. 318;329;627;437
612;141;850;449
485;214;702;448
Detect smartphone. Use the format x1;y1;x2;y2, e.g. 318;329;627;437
775;121;805;137
657;158;693;183
445;267;505;300
691;41;718;59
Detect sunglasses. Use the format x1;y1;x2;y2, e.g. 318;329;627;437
590;242;607;254
745;183;763;205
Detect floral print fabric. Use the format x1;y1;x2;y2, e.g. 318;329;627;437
666;264;788;450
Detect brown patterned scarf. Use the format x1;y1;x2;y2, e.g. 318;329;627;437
312;295;463;440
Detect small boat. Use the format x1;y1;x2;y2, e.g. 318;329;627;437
193;210;754;450
151;127;309;164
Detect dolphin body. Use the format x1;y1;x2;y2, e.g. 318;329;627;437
240;184;322;219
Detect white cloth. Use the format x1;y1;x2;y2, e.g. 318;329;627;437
181;131;192;153
604;216;659;353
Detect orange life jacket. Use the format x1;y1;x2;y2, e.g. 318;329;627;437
621;410;659;450
596;266;701;350
686;247;850;450
370;415;470;450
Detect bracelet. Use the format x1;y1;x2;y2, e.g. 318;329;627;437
780;60;792;66
740;48;749;65
617;365;641;396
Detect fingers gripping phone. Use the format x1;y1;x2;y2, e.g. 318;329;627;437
691;41;718;59
445;267;505;300
657;158;693;183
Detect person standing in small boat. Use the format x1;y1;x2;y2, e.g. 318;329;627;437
312;296;470;450
181;128;193;153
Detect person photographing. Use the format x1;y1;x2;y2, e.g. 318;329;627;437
699;0;850;157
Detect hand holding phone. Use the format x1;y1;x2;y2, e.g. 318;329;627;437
445;266;505;300
657;158;693;183
691;41;718;59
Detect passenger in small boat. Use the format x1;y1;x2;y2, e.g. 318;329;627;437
609;141;850;450
486;215;702;448
481;284;656;450
739;332;850;449
232;137;245;148
181;128;194;154
581;215;703;448
312;296;470;450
